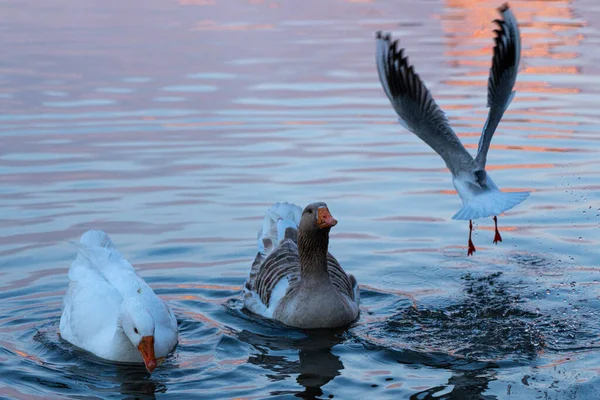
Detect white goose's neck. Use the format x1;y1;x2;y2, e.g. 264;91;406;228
111;310;141;362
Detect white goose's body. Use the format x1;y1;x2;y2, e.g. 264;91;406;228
375;4;529;254
59;230;178;371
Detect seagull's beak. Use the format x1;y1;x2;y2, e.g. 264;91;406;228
137;335;157;373
317;207;338;229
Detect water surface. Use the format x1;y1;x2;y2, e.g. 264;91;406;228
2;0;600;398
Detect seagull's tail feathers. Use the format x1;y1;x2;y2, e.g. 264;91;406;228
452;190;530;220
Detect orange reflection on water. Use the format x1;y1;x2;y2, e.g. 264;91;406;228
463;142;577;154
524;85;580;95
283;120;326;125
193;20;275;31
2;342;43;365
537;355;577;369
479;225;517;233
15;350;28;358
359;283;422;308
441;0;583;100
180;0;215;5
485;144;575;153
522;66;580;75
182;309;220;325
485;163;554;171
140;259;244;271
438;187;533;195
176;283;242;291
163;121;243;128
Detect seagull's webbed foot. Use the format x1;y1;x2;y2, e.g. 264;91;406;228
493;216;502;244
468;219;476;256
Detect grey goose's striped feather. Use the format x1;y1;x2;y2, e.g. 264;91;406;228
246;229;357;308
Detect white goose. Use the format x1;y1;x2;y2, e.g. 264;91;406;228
59;230;178;373
375;3;530;255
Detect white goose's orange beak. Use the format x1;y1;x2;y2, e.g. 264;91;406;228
137;335;157;373
317;207;337;229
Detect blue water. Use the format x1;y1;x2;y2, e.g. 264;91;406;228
1;0;600;398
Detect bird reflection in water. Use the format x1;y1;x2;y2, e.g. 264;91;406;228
411;369;497;400
33;329;166;398
295;344;344;399
114;363;166;399
237;327;346;398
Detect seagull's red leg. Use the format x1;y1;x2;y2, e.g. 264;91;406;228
493;216;502;244
468;220;476;256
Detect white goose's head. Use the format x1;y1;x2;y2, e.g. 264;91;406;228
120;298;156;373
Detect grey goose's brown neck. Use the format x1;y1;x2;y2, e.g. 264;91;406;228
297;228;331;282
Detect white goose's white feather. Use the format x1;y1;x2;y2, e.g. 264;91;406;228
59;230;178;363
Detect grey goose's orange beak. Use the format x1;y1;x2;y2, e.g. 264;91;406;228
317;207;337;229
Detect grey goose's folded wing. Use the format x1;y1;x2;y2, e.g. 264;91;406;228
248;240;301;308
326;253;358;301
376;32;476;176
475;3;521;170
247;242;357;306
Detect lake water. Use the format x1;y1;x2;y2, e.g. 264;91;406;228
2;0;600;398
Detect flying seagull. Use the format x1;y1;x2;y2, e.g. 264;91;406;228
375;3;529;255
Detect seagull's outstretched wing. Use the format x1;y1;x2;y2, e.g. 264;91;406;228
475;3;521;170
376;32;476;176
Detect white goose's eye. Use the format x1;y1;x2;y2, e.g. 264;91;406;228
134;327;139;334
